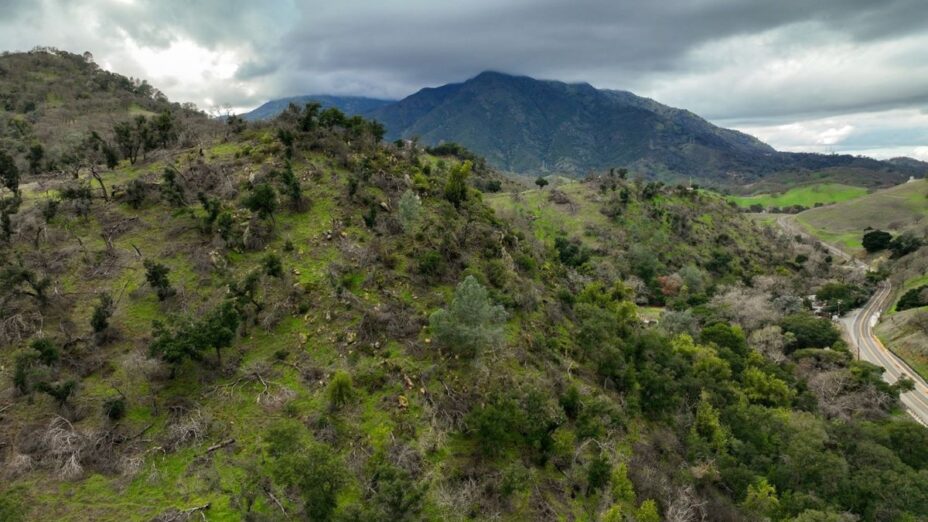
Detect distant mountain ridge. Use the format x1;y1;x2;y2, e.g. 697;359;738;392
247;71;926;186
242;94;393;122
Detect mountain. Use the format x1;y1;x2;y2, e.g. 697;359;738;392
241;94;394;121
369;71;924;184
246;72;924;186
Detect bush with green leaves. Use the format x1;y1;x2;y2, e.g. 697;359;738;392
143;260;175;301
896;285;928;312
150;302;240;372
862;229;893;253
444;160;470;207
554;236;590;268
779;313;841;351
262;253;283;278
103;396;126;421
397;189;421;232
244;183;278;221
265;421;345;521
326;371;355;411
429;275;506;358
90;292;114;334
889;231;922;258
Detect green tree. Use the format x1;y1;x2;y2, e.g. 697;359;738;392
779;313;840;351
429;275;507;358
610;462;636;504
742;478;780;519
150;302;240;370
263;253;283;278
30;338;59;365
889;231;922;258
0;149;19;195
444;160;471;208
397;189;421;233
35;380;76;409
113;116;148;164
90;292;114;334
862;229;892;253
151;110;177;148
635;499;660;522
143;260;175;301
535;176;549;189
268;435;345;521
244;183;278;221
326;371;355;411
27;143;44;175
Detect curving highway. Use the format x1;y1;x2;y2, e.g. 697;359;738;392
774;214;928;425
841;283;928;425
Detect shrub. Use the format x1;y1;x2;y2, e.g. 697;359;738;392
586;453;611;494
554;237;590;268
90;292;114;333
862;230;892;253
889;232;922;259
103;396;126;421
326;371;355;411
268;436;344;521
263;253;283;278
780;313;840;351
416;250;444;277
29;338;59;365
896;285;928;311
243;183;277;220
429;275;506;358
444;160;470;207
143;260;175;301
397;189;421;232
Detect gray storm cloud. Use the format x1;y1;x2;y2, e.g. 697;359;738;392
1;0;927;158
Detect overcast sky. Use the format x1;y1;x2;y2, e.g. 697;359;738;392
3;0;928;160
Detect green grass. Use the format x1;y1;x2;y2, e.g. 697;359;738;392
887;274;928;315
485;182;610;247
729;183;868;209
798;180;928;236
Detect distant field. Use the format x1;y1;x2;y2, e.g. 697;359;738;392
795;180;928;252
729;183;867;209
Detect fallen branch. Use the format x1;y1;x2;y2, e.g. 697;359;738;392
264;486;289;519
203;438;235;455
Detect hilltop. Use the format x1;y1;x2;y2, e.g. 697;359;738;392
1;49;927;521
242;95;393;122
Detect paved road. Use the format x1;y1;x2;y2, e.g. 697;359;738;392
840;283;928;425
775;214;928;424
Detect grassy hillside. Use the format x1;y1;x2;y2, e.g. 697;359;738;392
876;309;928;380
729;183;868;211
0;49;211;166
795;179;928;252
1;51;928;522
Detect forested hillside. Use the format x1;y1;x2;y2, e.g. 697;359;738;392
1;49;927;521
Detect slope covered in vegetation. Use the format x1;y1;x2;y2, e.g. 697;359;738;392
1;50;927;521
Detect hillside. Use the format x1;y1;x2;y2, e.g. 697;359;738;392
242;95;393;122
796;179;928;251
2;50;928;521
0;49;212;165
